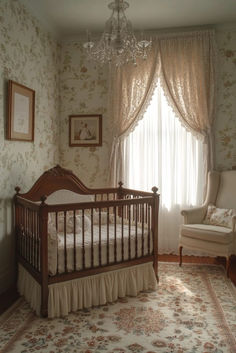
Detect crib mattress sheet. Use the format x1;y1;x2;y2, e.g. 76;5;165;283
48;223;153;275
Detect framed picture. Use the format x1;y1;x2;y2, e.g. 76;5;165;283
7;80;35;141
69;114;102;147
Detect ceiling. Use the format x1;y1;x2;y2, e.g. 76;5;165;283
21;0;236;37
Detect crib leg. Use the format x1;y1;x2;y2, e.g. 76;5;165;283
226;256;231;277
179;246;183;266
153;258;159;282
41;283;48;317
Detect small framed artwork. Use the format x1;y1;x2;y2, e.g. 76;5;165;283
69;114;102;147
7;80;35;141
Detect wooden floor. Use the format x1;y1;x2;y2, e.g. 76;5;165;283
159;254;236;285
0;255;235;315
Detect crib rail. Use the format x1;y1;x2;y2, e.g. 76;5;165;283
15;193;157;273
46;197;153;275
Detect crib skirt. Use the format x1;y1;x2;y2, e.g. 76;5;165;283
18;262;157;318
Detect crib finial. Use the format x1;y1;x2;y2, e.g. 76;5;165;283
152;186;158;194
118;181;123;188
40;195;47;205
15;186;20;194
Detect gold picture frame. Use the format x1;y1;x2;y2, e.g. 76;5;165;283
69;114;102;147
7;80;35;141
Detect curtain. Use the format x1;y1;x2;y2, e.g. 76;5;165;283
159;30;217;174
122;82;205;253
109;45;160;184
109;29;216;186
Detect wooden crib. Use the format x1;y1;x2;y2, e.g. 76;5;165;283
14;165;159;317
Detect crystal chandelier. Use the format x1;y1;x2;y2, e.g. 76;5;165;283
83;0;152;66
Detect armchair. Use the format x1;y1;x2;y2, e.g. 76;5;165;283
179;169;236;276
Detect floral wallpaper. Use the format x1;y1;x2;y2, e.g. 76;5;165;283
0;0;60;293
215;25;236;170
59;41;112;188
0;0;235;295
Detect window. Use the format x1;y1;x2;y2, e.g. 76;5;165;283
121;82;205;253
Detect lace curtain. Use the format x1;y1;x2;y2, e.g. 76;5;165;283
158;30;217;177
109;45;160;184
109;29;216;186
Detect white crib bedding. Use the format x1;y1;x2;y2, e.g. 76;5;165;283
48;223;153;276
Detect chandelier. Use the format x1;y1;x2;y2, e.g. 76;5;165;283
83;0;152;66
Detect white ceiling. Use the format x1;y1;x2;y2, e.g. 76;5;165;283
21;0;236;37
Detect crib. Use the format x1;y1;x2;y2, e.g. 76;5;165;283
14;165;159;317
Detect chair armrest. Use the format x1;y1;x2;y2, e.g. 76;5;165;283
181;205;207;224
232;215;236;232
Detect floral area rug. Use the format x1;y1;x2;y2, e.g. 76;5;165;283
0;263;236;353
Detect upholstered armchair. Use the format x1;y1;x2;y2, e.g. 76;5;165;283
179;169;236;276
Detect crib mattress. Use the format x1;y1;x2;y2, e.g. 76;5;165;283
48;223;152;275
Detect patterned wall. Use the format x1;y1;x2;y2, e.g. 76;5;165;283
0;0;60;293
59;41;112;188
215;25;236;170
0;0;235;294
59;27;236;181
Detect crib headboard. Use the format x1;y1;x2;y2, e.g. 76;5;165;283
15;165;96;202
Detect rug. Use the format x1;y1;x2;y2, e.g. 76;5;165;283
0;263;236;353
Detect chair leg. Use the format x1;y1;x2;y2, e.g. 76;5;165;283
179;246;183;266
226;256;231;277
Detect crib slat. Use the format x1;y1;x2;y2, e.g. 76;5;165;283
142;204;144;256
82;209;85;270
148;204;151;254
56;212;59;274
30;209;33;265
37;215;40;270
73;210;76;271
34;211;37;268
27;208;29;261
91;208;94;268
99;209;102;267
26;208;29;261
36;211;39;269
128;205;131;260
114;206;117;263
27;208;29;260
19;206;22;257
135;204;138;258
25;208;27;260
64;211;67;272
121;205;124;262
30;210;32;266
23;208;26;259
107;207;109;264
30;210;33;265
25;208;28;260
29;209;32;264
22;206;25;258
145;202;148;223
33;211;37;268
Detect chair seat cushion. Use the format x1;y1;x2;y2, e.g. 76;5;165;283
180;224;233;244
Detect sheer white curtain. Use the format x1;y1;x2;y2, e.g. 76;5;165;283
121;82;205;254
